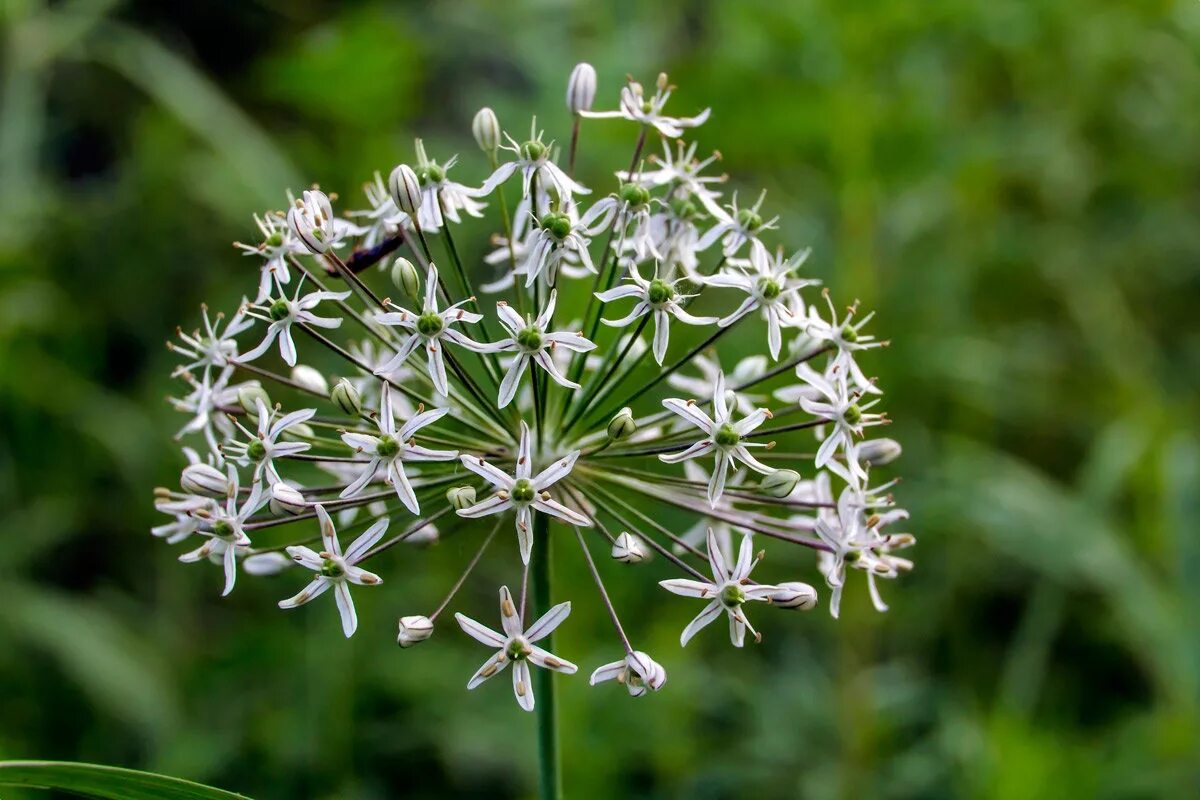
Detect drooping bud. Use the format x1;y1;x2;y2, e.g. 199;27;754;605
269;482;307;515
857;438;902;467
390;256;421;302
472;107;501;153
388;164;422;216
242;552;292;576
181;463;229;498
567;62;597;114
446;485;477;510
237;385;270;418
330;378;363;417
397;615;434;647
611;531;647;563
759;469;801;498
607;407;636;441
287;189;334;254
770;581;818;610
627;650;667;693
291;364;328;395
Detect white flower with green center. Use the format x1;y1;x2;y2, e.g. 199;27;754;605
338;384;457;513
454;586;578;712
178;465;266;596
235;211;306;302
797;367;887;484
706;245;819;359
581;182;661;264
619;139;727;218
696;189;779;258
169;303;254;378
660;528;778;647
224;398;315;486
411;139;488;230
660;371;775;507
520;209;597;287
373;263;491;396
804;289;887;396
581;73;711;138
595;263;717;364
484;291;597;408
169;367;259;455
239;280;351;367
589;650;667;697
456;422;589;564
280;504;385;637
814;484;910;619
479;120;590;202
287;188;364;255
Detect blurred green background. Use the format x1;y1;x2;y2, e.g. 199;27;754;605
2;0;1199;797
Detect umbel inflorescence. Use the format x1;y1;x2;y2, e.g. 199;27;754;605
157;64;913;711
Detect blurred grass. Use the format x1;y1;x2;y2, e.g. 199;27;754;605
1;0;1198;797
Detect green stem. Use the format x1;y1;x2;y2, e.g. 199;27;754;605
531;513;561;800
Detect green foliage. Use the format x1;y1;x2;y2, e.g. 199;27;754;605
1;0;1199;798
0;761;251;799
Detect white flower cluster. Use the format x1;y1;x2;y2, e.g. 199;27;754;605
156;64;912;712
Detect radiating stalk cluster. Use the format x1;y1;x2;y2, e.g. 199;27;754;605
157;64;913;713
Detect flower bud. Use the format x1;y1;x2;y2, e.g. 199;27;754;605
290;364;328;395
857;438;902;467
759;469;801;498
330;378;362;417
242;552;292;576
567;62;597;114
611;531;647;563
446;485;477;510
627;650;667;693
472;107;501;152
287;189;334;254
269;482;307;515
181;463;229;498
390;256;422;302
388;163;422;215
397;615;434;647
237;385;270;418
607;407;636;441
769;581;818;610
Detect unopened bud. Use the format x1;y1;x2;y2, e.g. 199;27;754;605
446;485;477;511
390;256;421;302
770;581;818;610
181;463;229;497
607;407;636;441
628;650;668;693
472;107;501;152
567;63;597;114
242;552;292;576
759;469;801;498
269;482;307;515
857;438;902;467
397;615;434;647
291;364;328;395
237;385;270;418
611;531;647;563
388;163;422;215
330;378;362;416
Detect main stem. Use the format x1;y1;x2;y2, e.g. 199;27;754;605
531;514;560;800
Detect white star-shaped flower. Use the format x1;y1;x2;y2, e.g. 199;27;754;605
339;383;457;513
797;365;887;484
169;303;254;378
479;119;590;202
280;504;385;637
706;245;819;360
660;371;775;507
581;73;711;138
224;398;315;486
595;262;717;364
455;585;578;712
178;465;267;596
456;421;589;564
373;263;491;396
589;650;667;697
239;279;350;367
660;528;778;647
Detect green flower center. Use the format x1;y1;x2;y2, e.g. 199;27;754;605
511;478;535;503
246;439;268;462
268;298;291;321
647;279;674;306
844;404;863;425
619;183;651;208
641;100;654;114
320;558;344;578
541;213;572;241
416;312;444;337
212;520;234;539
841;325;859;343
669;196;698;220
265;232;284;248
736;208;764;231
720;582;746;608
506;636;530;661
516;326;543;352
758;278;782;301
376;435;400;459
521;140;546;161
714;423;741;448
